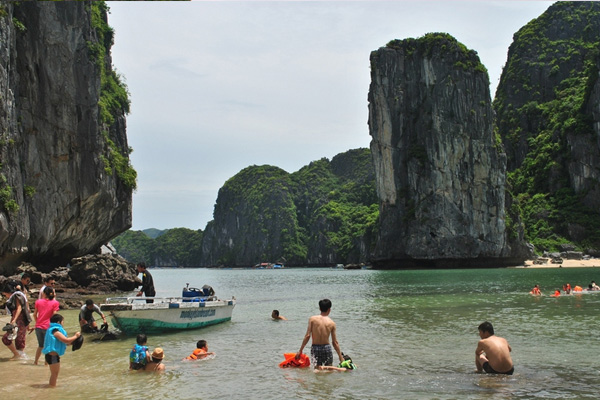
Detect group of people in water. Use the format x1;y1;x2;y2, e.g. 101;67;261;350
277;299;512;374
128;334;215;373
530;280;600;296
2;273;520;387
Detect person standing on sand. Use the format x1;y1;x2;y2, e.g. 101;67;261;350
136;262;156;303
38;277;56;300
475;321;514;375
32;286;60;365
1;284;32;360
296;298;344;368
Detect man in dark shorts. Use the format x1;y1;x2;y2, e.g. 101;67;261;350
79;299;108;333
296;298;344;368
136;262;156;303
475;321;514;375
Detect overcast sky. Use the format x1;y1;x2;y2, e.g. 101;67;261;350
107;0;553;232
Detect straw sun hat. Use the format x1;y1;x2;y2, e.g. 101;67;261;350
152;348;165;360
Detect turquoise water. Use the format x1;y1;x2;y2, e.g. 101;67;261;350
3;267;600;399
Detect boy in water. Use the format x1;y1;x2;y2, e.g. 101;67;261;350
129;334;151;370
184;339;215;360
317;353;357;371
42;314;81;387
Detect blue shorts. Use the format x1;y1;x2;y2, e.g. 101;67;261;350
311;344;333;367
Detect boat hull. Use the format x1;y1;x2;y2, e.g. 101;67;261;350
101;298;235;335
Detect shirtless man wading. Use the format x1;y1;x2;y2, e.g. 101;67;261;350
475;321;514;375
296;298;344;368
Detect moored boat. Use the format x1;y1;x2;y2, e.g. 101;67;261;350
100;286;235;335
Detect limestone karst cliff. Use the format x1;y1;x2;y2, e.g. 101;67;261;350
198;149;377;267
368;33;530;268
495;1;600;252
0;2;134;273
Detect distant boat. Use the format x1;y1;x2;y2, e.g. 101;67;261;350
100;285;235;335
253;262;284;269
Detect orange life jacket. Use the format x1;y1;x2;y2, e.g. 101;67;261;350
186;348;207;360
279;353;310;368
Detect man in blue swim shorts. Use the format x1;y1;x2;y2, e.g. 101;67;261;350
296;299;344;368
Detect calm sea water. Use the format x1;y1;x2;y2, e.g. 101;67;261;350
3;266;600;399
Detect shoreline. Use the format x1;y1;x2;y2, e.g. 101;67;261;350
519;258;600;269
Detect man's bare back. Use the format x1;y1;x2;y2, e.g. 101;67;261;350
475;322;513;375
308;315;336;345
297;299;344;367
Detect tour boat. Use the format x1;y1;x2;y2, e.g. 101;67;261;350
100;285;235;335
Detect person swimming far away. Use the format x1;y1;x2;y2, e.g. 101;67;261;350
529;285;542;295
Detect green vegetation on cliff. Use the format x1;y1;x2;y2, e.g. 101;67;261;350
90;2;136;190
212;164;305;265
495;1;600;252
291;149;378;263
112;227;203;266
385;32;487;74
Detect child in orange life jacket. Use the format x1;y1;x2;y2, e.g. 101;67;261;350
184;340;215;360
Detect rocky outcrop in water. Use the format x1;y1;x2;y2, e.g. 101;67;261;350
0;2;133;274
368;33;530;268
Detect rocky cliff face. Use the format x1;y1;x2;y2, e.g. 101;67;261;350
494;1;600;250
0;2;133;273
199;149;377;267
200;165;302;267
368;33;529;268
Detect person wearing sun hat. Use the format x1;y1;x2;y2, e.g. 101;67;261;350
142;348;165;372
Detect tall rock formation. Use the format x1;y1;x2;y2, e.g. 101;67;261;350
494;1;600;251
368;33;528;268
198;149;377;267
0;2;134;273
200;165;303;267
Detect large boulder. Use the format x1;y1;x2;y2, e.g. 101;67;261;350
68;254;140;292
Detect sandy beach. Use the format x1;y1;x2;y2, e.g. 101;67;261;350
521;258;600;268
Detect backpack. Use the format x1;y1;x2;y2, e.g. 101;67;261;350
129;344;148;370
